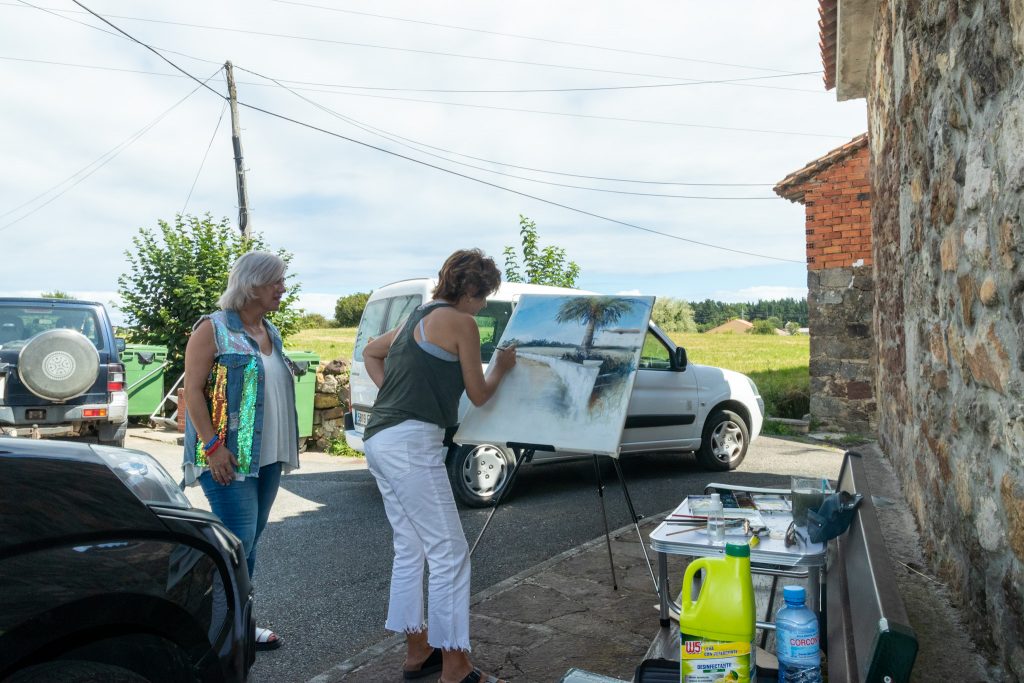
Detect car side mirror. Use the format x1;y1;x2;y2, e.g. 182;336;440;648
115;338;126;353
673;347;688;371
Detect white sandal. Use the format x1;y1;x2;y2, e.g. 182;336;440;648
255;626;283;651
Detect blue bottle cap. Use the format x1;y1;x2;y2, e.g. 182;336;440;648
783;585;806;603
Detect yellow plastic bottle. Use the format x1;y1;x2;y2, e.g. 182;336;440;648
678;542;756;683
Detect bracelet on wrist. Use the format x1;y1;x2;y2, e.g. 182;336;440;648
206;439;223;456
204;435;220;452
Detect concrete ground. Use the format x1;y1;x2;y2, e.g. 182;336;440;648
124;427;998;682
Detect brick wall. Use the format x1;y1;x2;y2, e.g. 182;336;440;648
803;145;872;270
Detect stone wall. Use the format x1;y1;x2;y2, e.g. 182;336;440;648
807;265;875;433
309;359;350;451
869;1;1024;677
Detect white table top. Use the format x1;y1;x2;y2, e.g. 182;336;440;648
649;496;827;568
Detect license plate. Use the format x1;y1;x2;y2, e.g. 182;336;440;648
354;410;370;428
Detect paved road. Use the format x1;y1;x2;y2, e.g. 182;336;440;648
129;429;843;683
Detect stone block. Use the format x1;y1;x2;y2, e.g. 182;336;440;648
318;374;339;394
314;393;340;410
819;267;854;288
319;406;346;421
321;359;349;376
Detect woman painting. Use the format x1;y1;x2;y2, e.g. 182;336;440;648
363;249;516;683
182;251;299;651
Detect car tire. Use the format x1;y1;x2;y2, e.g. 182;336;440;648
696;409;749;471
8;660;149;683
447;443;516;508
17;329;100;401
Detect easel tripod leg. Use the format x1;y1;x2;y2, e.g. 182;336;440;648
611;458;658;593
470;447;531;557
592;454;618;590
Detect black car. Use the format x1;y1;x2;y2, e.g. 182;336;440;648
0;438;255;682
0;298;129;447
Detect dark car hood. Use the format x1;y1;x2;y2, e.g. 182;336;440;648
0;439;166;551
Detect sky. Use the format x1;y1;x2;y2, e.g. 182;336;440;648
0;1;867;324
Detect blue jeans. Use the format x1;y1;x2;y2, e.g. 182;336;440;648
199;462;282;578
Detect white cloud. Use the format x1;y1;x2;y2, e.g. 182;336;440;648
711;285;809;303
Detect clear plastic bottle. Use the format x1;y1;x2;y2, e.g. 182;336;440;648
706;493;725;545
775;585;822;683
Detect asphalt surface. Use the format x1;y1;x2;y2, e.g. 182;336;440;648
130;428;844;683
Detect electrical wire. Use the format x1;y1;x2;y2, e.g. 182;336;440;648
11;3;826;93
269;0;804;74
33;3;805;263
237;64;778;199
182;97;229;215
11;0;223;67
0;67;224;233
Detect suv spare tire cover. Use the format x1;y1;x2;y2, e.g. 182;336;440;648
18;329;100;401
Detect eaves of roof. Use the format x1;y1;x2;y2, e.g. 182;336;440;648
772;132;868;203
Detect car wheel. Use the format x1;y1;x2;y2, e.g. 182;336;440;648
447;443;516;507
8;660;150;683
17;329;99;401
696;409;749;471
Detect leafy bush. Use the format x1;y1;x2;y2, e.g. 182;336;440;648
750;319;778;335
328;433;363;457
335;292;370;327
298;313;334;329
652;297;697;332
503;215;580;287
117;213;301;392
785;321;802;335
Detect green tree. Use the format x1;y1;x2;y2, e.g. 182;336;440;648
40;290;72;299
751;319;777;335
503;215;580;287
785;321;802;335
652;297;697;333
335;292;370;327
298;312;334;329
555;296;633;355
117;213;302;391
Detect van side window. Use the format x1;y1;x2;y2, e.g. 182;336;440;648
386;295;421;330
353;299;389;362
475;301;514;363
638;330;672;370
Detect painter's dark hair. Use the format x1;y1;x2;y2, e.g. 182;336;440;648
433;249;501;302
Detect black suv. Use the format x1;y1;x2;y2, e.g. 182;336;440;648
0;437;255;682
0;298;128;446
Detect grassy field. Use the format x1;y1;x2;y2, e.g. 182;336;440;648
286;327;810;418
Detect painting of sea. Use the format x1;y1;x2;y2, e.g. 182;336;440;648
455;293;655;456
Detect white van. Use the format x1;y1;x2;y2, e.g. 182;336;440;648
345;278;764;507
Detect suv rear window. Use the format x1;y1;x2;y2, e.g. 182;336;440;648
0;306;104;349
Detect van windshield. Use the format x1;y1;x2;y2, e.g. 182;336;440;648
475;300;513;363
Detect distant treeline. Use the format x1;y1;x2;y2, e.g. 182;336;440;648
652;297;808;333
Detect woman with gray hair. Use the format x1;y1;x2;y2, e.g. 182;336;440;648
182;250;300;651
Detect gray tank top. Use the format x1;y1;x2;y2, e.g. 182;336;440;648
259;345;298;470
363;302;465;442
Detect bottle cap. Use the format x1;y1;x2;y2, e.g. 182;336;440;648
725;542;750;557
783;585;806;603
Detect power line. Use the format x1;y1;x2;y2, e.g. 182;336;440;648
270;0;805;74
11;0;223;67
0;55;819;95
0;67;223;233
33;4;805;263
11;3;826;93
4;54;780;186
237;65;779;199
182;97;229;215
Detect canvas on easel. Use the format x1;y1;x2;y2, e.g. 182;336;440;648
455;293;655;457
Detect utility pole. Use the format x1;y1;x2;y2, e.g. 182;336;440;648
225;61;251;239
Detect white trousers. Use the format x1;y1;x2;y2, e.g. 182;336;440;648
364;420;472;651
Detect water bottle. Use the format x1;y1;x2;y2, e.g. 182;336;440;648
706;493;725;545
775;585;821;683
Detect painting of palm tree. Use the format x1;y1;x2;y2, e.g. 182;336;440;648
456;293;654;456
555;296;634;357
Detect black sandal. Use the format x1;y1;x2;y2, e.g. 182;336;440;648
403;647;443;679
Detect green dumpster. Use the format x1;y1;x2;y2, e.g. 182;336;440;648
284;350;320;439
122;343;168;417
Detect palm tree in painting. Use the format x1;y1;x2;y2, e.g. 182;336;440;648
555;296;634;356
